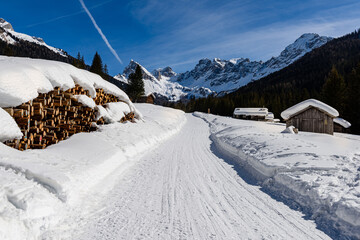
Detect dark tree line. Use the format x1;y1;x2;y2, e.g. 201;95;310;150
168;29;360;134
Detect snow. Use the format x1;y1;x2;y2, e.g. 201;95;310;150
265;112;275;120
70;113;329;240
281;125;297;134
0;56;141;119
0;104;186;239
234;107;268;116
195;112;360;239
281;99;339;120
334;117;351;128
104;102;131;122
0;103;356;238
0;108;22;142
72;95;96;109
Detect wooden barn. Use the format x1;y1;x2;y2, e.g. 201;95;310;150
137;93;156;104
333;117;351;133
233;108;269;121
281;99;339;135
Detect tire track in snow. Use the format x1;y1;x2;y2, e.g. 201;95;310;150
74;114;330;240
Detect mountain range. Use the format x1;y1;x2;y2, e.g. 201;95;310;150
115;33;332;101
0;18;332;102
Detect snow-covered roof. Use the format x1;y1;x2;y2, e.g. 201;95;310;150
265;112;274;120
334;118;351;128
233;108;268;117
0;56;142;119
146;92;156;99
281;99;339;120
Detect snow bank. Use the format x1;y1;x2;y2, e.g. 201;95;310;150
195;112;360;239
0;56;141;119
281;99;339;120
281;126;297;134
0;104;185;239
0;108;22;142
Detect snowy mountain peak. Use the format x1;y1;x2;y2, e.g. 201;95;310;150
152;66;177;80
175;33;332;93
0;18;13;31
122;60;158;82
0;18;66;57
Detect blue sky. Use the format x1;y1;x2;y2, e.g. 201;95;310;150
1;0;360;75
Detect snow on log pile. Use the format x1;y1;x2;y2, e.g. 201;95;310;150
0;56;141;150
195;112;360;239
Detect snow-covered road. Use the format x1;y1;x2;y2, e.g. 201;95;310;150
74;114;330;239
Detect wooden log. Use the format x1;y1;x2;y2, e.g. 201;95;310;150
30;143;46;149
13;109;24;118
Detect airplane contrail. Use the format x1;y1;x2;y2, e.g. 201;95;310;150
27;0;114;28
78;0;123;64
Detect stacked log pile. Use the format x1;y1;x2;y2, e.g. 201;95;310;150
3;85;135;151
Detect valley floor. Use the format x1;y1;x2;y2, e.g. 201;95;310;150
69;114;329;240
1;105;359;239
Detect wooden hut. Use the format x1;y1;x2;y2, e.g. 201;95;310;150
333;117;351;133
233;108;268;121
281;99;339;135
137;93;156;104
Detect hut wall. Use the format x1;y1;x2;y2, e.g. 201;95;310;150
334;123;350;133
234;114;266;121
146;95;154;104
286;107;334;135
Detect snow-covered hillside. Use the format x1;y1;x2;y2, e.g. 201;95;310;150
195;112;360;239
0;18;66;57
175;33;332;93
114;60;214;102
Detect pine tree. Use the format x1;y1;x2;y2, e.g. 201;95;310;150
127;64;145;102
104;64;109;75
80;56;86;69
321;66;346;114
90;52;104;77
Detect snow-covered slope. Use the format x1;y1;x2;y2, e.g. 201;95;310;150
0;18;66;57
175;34;332;93
114;60;215;102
